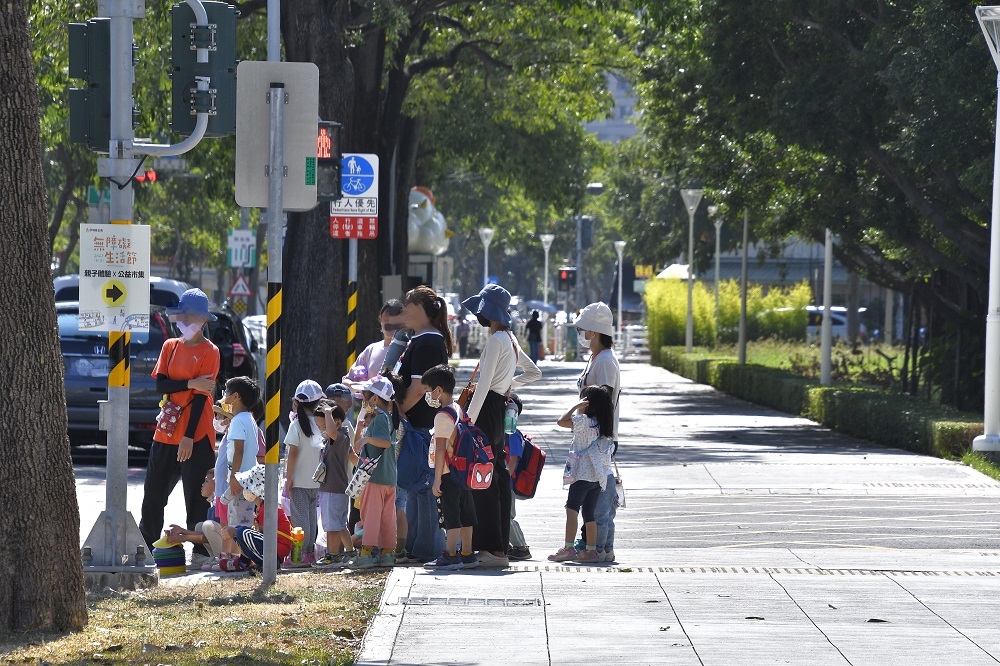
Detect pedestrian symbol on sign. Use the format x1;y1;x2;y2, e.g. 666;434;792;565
341;155;375;196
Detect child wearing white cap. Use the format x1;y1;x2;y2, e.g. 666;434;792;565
348;375;399;569
282;379;326;567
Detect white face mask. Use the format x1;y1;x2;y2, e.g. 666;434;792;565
424;391;441;408
177;321;203;341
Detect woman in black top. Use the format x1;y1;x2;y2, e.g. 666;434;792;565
395;286;453;561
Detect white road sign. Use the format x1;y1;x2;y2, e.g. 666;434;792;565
79;224;151;333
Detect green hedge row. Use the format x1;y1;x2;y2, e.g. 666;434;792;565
657;346;983;459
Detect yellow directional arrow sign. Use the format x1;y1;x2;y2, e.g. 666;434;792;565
102;279;127;307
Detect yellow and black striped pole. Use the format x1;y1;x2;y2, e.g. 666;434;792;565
346;237;358;373
264;282;282;468
261;81;286;586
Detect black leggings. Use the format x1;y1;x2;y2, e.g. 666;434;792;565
471;390;511;554
139;437;215;554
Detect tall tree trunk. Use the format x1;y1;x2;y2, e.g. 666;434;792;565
281;2;353;402
0;0;87;632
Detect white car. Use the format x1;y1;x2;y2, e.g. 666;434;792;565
805;306;867;342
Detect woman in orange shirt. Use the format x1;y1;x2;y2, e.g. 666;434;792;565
139;289;220;565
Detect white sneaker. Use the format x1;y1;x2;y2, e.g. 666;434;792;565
476;552;510;568
603;551;616;563
189;552;212;569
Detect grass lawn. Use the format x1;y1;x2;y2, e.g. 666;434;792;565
0;571;386;665
709;339;908;388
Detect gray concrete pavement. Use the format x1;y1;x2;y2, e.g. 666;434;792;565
72;359;1000;664
355;360;1000;666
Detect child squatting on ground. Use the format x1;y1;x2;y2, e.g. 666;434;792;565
549;384;616;564
423;364;479;570
221;464;294;571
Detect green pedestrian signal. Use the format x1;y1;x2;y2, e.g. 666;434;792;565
68;18;111;152
170;1;239;137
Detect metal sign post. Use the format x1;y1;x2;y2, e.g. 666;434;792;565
262;82;285;586
330;153;380;374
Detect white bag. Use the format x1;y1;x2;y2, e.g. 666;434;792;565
346;456;380;499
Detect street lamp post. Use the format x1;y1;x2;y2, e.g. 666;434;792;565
540;233;555;353
709;205;721;346
478;227;494;289
574;182;605;311
975;7;1000;454
614;240;626;351
680;189;703;352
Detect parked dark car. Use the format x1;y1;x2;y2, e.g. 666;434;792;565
59;302;174;448
58;302;259;448
206;305;259;400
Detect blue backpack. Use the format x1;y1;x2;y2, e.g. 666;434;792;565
440;407;494;490
397;420;433;492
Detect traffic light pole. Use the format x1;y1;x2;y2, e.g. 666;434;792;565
81;0;214;584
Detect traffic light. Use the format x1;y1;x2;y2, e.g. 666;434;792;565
171;1;238;137
558;267;576;292
68;18;111;151
316;120;343;202
134;169;157;184
581;215;594;250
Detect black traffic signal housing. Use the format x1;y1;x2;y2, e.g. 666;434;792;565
558;267;576;292
68;18;111;152
580;215;594;250
316;120;343;202
171;1;238;137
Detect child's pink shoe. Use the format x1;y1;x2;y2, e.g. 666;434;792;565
547;547;577;562
575;549;600;563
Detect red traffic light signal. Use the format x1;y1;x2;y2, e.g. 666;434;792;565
558;267;576;291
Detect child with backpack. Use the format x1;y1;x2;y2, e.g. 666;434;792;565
548;385;615;564
422;364;482;570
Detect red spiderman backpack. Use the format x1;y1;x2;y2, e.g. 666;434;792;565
441;407;494;490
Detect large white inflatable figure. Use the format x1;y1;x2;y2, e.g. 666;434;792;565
408;186;450;255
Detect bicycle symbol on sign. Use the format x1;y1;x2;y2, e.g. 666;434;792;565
344;178;366;194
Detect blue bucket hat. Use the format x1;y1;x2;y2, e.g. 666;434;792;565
462;284;512;327
165;288;217;321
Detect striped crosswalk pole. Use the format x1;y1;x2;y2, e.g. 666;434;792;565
346;238;358;373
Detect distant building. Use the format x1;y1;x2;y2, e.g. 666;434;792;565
583;73;638;143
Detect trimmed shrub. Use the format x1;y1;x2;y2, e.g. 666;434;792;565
657;345;983;459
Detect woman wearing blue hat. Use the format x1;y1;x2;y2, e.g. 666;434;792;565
140;288;221;566
462;284;541;567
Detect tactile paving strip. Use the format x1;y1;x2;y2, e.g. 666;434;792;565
502;564;1000;577
401;596;542;606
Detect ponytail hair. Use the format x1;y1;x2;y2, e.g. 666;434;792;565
404;286;454;356
296;398;320;437
581;384;614;438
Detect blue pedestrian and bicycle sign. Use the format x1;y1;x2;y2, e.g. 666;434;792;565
341;154;377;197
330;153;380;239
